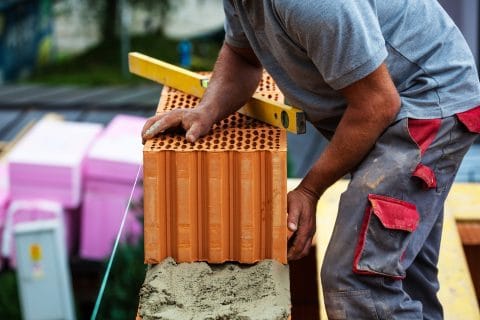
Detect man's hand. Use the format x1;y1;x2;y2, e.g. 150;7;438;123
287;186;319;260
141;109;213;144
141;43;262;145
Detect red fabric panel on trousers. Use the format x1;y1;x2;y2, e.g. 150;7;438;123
408;118;441;155
352;204;377;276
457;106;480;133
367;194;419;232
412;163;437;189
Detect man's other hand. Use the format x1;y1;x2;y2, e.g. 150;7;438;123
141;109;213;144
287;186;319;260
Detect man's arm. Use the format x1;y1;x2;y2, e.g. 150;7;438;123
287;63;401;260
142;43;262;143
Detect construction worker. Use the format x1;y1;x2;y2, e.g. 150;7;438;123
142;1;480;319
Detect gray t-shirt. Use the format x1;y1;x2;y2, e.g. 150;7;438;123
224;0;480;131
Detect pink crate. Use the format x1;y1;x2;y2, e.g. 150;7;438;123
80;179;142;260
85;115;145;182
1;200;77;268
7;119;102;208
80;115;145;260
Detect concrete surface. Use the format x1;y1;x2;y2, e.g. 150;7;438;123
138;257;291;320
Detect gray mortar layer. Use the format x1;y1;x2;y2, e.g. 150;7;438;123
138;257;291;320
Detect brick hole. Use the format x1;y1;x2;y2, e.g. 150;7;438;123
221;141;227;148
268;141;274;147
181;144;187;149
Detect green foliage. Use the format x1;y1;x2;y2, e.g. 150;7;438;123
0;270;21;320
27;32;222;86
96;238;146;320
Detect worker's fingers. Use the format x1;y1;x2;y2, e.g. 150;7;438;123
142;110;183;142
287;215;315;260
287;188;317;261
185;122;204;143
141;115;162;143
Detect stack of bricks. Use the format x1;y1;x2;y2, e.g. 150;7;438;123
143;72;288;264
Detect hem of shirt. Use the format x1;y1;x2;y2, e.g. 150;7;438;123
328;45;388;90
395;98;480;120
224;36;251;49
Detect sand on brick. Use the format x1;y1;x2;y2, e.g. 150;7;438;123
138;257;291;320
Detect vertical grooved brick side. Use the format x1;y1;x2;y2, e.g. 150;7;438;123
269;152;288;259
204;152;230;262
143;72;287;264
174;152;198;261
237;152;262;262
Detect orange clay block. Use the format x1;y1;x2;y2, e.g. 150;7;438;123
143;73;288;264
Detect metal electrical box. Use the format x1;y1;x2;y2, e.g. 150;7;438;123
14;219;75;320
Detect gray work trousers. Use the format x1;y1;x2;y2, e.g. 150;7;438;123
321;110;480;320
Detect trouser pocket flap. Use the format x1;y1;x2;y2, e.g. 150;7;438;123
353;194;420;279
368;194;419;231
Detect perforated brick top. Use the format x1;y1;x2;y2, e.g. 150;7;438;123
146;72;286;152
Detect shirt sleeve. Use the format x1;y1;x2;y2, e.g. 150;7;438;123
223;0;251;48
277;1;388;90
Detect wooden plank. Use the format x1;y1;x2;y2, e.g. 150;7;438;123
446;183;480;221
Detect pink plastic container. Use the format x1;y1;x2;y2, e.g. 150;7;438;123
80;115;145;260
7;119;102;208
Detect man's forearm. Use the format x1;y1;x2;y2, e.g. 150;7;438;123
298;64;401;197
197;43;263;123
299;103;398;197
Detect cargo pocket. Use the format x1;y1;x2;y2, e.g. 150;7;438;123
353;194;419;279
456;105;480;133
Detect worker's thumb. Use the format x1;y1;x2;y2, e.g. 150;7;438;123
287;192;301;232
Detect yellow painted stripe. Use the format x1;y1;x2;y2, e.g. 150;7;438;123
128;52;306;134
